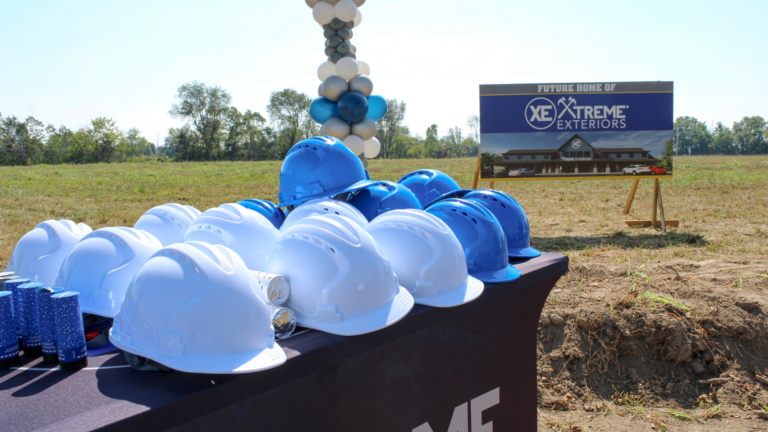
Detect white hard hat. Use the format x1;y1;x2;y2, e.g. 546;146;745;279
366;210;484;308
5;220;92;287
109;242;287;374
184;203;279;272
268;214;414;336
133;203;201;246
280;199;368;233
56;227;163;318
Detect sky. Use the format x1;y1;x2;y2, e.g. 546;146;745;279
1;0;766;146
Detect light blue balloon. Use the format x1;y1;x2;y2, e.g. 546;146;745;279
309;97;339;124
366;95;388;121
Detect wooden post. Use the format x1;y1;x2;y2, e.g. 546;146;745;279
651;178;659;228
489;181;495;190
623;179;640;215
657;181;667;232
472;152;482;190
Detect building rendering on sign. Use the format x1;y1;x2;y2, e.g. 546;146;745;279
491;134;660;176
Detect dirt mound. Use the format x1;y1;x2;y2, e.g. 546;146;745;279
537;258;768;421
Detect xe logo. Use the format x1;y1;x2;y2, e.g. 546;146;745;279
412;388;500;432
524;98;557;130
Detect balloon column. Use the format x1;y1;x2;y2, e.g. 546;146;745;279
307;0;385;162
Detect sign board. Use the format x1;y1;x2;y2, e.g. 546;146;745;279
479;81;674;180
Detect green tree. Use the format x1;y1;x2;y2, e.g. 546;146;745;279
375;99;407;159
660;138;674;170
711;122;736;154
732;116;767;154
674;116;711;155
169;81;233;161
90;117;121;163
423;124;439;157
267;89;312;159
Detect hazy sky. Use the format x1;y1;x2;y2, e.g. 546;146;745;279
1;0;766;145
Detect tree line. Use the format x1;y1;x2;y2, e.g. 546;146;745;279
8;82;763;166
674;116;768;155
0;82;479;166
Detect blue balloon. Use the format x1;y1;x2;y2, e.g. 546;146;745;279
366;95;387;121
309;97;339;124
337;92;369;123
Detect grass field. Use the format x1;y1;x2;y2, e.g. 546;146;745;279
1;155;766;268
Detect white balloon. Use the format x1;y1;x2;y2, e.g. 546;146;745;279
363;137;381;158
343;135;365;156
353;9;362;28
335;58;359;80
357;60;371;76
334;0;358;22
317;61;337;82
306;0;320;8
313;2;335;25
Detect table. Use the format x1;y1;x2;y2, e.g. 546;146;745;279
0;253;568;432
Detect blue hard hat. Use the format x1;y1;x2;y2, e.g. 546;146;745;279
237;199;287;230
338;180;422;222
278;136;370;208
461;190;541;259
426;199;520;283
397;169;462;208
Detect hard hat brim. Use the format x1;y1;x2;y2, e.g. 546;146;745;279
422;189;473;209
471;264;522;284
278;175;373;208
296;285;415;336
109;328;287;374
414;275;484;308
508;246;542;259
81;304;121;319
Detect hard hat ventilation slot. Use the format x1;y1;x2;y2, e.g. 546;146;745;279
410;226;417;231
315;238;323;244
328;246;336;254
120;241;125;247
194;266;199;274
471;217;478;224
422;231;430;239
397;223;405;228
462;212;468;216
501;203;506;208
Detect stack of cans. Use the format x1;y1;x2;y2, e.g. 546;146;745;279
37;287;64;364
0;291;19;370
5;278;30;350
52;292;88;372
251;271;296;339
0;271;17;291
19;282;46;357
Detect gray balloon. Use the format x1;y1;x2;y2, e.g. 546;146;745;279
336;42;351;55
325;0;340;3
345;21;355;29
330;18;345;30
350;44;357;53
337;27;352;40
324;45;336;57
353;0;365;6
323;27;336;39
318;83;325;98
343;52;357;60
322;75;349;102
325;39;330;47
351;118;376;141
306;0;320;6
324;117;351;140
328;35;342;48
349;75;373;97
322;24;331;29
329;52;343;64
360;154;368;168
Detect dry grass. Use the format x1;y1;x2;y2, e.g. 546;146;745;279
1;155;767;268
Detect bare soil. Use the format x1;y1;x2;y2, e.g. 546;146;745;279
536;258;768;431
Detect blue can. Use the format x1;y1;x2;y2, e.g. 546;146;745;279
0;291;20;369
4;278;30;344
52;291;88;371
19;282;45;357
37;287;64;364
